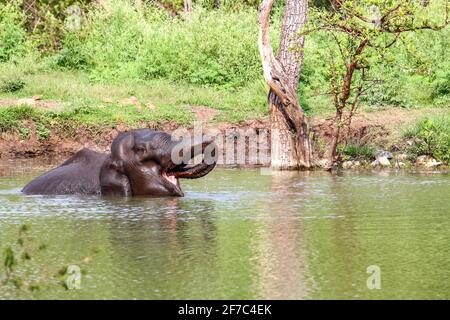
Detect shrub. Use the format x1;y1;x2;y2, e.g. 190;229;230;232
54;31;90;69
0;78;25;93
0;2;32;62
57;1;277;88
404;115;450;164
0;0;449;113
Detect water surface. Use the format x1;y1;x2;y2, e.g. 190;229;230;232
0;159;449;299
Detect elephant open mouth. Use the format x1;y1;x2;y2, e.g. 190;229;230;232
159;142;218;196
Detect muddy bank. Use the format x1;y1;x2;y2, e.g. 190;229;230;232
0;115;384;158
0;112;447;170
0;119;270;159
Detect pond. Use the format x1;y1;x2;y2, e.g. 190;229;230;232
0;158;449;299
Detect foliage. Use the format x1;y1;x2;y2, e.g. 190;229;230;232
342;143;375;160
404;115;450;164
54;1;274;88
0;77;25;93
54;30;90;69
0;68;269;127
0;101;197;138
0;0;449;121
0;1;32;62
301;0;450;162
305;1;450;110
0;105;42;132
19;0;93;53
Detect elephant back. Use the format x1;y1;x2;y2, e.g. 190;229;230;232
22;148;108;195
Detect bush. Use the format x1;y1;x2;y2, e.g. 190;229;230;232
0;2;32;62
362;27;450;109
404;115;450;164
54;31;90;69
57;1;276;88
303;8;450;111
0;78;25;93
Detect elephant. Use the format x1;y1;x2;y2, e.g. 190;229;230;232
22;129;218;197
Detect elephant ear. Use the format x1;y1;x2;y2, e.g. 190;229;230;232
99;156;132;197
99;132;137;197
110;131;136;163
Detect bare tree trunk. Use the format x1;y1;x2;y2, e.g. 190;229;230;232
328;109;342;167
328;41;366;168
259;0;312;170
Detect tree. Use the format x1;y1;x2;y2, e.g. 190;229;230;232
258;0;312;170
301;0;449;168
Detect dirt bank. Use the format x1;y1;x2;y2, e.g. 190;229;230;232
0;106;444;169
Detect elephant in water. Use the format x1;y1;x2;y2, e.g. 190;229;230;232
22;129;217;197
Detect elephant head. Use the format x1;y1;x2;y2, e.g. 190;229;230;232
100;129;217;197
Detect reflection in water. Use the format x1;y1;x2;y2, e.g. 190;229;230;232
0;158;450;299
257;171;308;299
105;198;220;299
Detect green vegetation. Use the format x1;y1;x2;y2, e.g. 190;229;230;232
0;2;33;62
0;69;270;131
341;144;375;161
56;4;271;88
301;0;450;113
1;223;97;293
0;0;449;140
0;78;25;93
404;115;450;164
0;101;194;138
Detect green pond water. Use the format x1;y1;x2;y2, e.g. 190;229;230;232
0;158;449;299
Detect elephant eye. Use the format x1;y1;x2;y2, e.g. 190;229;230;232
134;145;147;153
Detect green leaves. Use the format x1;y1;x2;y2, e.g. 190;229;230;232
0;78;25;93
57;3;268;88
0;2;32;62
405;115;450;164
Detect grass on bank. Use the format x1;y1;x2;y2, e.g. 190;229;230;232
403;115;450;164
341;144;376;161
1;68;449;137
0;69;273;128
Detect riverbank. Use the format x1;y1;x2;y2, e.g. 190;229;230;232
1;71;448;169
0;103;448;171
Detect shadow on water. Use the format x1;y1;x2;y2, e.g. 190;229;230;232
1;158;450;299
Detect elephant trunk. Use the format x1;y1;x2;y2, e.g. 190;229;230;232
168;135;218;179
